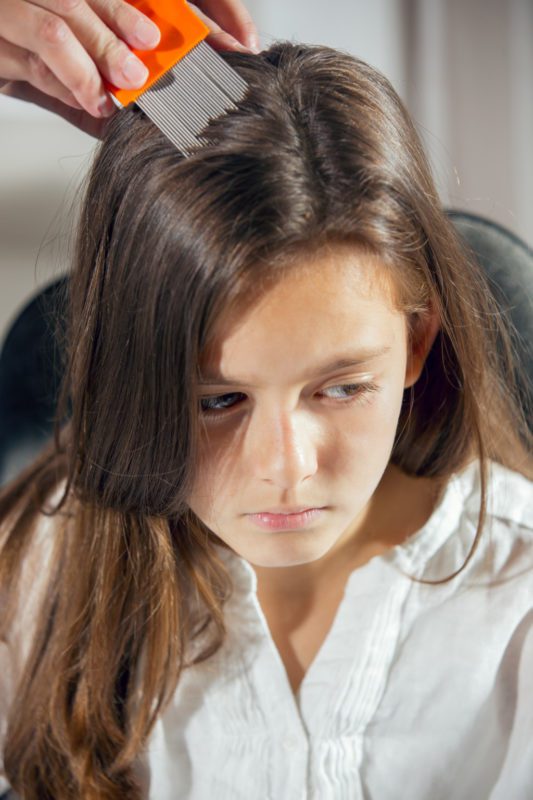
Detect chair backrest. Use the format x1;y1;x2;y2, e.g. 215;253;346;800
0;210;532;486
0;277;67;486
447;210;533;393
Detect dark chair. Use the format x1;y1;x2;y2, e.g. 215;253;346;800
0;276;68;487
0;211;532;487
447;210;533;405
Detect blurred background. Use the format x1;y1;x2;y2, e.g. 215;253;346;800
1;0;532;344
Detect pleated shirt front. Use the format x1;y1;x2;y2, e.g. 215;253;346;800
135;459;533;800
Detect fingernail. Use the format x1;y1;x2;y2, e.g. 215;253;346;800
98;94;116;117
248;34;261;53
134;17;161;48
228;36;254;53
123;54;149;86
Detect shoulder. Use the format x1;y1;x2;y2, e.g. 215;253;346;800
456;459;533;580
412;459;533;585
454;459;532;534
485;460;532;530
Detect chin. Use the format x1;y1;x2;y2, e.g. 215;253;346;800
242;528;337;568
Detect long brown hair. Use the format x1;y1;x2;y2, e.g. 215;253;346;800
1;41;531;799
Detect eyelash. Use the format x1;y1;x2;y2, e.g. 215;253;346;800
199;381;380;420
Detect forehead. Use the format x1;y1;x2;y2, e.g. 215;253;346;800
200;244;404;382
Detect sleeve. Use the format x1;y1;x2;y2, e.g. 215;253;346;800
489;608;533;799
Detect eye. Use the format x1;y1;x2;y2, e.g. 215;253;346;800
320;382;380;402
199;392;245;414
198;382;380;420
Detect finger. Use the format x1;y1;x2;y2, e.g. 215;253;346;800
25;0;161;51
0;79;108;137
51;0;155;95
20;0;157;104
86;0;161;50
194;0;259;50
0;36;85;109
1;0;114;116
187;4;253;53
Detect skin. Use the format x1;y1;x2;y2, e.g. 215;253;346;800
0;0;259;137
187;242;443;606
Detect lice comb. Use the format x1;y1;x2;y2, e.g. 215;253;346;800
104;0;249;156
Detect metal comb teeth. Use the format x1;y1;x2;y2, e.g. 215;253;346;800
135;40;249;157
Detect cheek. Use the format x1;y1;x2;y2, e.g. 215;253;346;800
331;383;405;468
368;385;405;434
329;389;405;510
187;428;243;518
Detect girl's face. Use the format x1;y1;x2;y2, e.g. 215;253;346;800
187;244;436;574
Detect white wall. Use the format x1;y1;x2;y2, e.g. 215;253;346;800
247;0;408;99
405;0;533;244
0;108;96;342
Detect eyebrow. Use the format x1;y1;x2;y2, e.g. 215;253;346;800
197;345;392;387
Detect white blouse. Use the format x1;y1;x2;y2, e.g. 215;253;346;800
1;459;532;799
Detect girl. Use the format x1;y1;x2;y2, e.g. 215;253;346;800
1;40;532;800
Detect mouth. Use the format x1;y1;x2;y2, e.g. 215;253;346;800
252;506;320;514
245;507;326;531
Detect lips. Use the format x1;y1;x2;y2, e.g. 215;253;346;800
246;507;325;531
252;506;317;515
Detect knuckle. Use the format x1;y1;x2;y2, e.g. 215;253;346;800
52;0;84;14
27;51;52;82
69;70;99;97
83;22;120;65
112;0;132;19
96;0;126;32
96;37;129;75
98;35;119;62
39;13;69;45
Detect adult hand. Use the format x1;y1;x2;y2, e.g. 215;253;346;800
0;0;259;139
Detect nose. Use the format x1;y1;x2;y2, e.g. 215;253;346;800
247;405;318;489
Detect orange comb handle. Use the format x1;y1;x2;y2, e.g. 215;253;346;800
104;0;210;107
